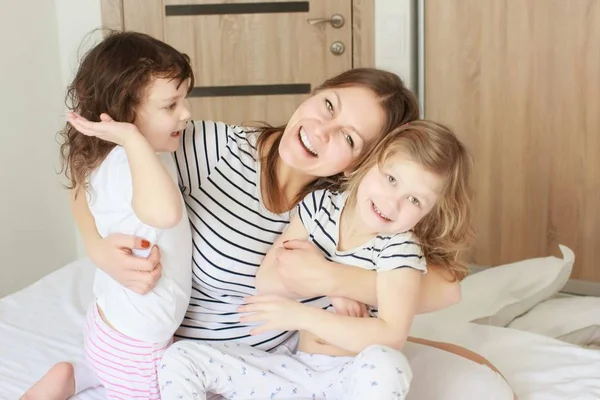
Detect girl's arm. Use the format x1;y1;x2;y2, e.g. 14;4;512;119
68;112;182;229
122;133;182;228
71;181;162;295
299;268;421;353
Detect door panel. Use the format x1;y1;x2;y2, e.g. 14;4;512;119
121;0;354;124
425;0;600;282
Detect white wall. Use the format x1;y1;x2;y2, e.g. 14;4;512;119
0;0;102;297
375;0;417;93
54;0;104;258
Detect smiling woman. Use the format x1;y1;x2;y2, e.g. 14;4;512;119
278;86;384;178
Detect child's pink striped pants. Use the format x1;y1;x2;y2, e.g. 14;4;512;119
74;304;171;399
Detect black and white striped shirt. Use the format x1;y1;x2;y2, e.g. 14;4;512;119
298;189;428;274
173;121;329;351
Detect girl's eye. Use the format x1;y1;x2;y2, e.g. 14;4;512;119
344;133;354;148
387;175;396;185
325;99;334;115
408;196;421;207
168;103;177;110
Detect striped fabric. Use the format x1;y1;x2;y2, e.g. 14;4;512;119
298;189;428;274
173;121;330;350
83;305;171;399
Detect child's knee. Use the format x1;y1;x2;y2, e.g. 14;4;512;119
158;342;212;395
356;345;413;383
159;342;200;377
359;345;411;369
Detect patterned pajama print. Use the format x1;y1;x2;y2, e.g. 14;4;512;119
158;341;411;400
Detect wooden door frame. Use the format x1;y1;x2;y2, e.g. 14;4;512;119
100;0;374;67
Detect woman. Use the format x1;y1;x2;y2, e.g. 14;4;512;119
74;68;514;399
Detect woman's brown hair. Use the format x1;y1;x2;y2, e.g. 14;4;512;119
60;31;194;195
256;68;420;213
344;120;474;281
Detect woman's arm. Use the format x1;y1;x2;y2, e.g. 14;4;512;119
415;265;462;312
255;214;309;296
277;258;460;314
255;214;372;303
72;190;162;294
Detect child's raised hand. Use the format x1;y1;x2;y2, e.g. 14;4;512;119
67;112;141;147
329;296;370;318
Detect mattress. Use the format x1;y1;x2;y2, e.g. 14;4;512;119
1;258;599;400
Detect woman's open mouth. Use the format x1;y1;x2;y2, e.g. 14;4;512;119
299;126;318;157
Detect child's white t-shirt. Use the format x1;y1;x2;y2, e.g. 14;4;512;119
87;146;192;343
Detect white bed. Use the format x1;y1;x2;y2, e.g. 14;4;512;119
1;248;600;400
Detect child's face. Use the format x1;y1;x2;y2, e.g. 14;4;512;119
354;154;442;235
134;77;191;153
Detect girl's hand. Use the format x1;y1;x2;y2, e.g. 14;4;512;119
67;112;142;147
329;296;370;318
238;295;311;335
89;234;162;294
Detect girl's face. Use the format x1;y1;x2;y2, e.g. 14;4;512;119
279;86;386;177
354;154;443;236
134;77;191;153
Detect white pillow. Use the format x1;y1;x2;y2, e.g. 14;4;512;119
410;245;574;335
507;296;600;347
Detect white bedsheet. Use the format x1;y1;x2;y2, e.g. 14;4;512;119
1;259;600;400
0;259;102;400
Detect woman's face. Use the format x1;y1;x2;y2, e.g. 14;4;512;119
279;86;386;177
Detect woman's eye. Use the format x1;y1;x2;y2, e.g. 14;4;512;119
325;99;334;115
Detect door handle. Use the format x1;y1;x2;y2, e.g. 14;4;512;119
307;13;345;29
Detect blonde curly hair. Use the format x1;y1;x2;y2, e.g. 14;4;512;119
344;120;474;281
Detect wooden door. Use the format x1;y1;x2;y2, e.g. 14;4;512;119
101;0;373;125
424;0;600;282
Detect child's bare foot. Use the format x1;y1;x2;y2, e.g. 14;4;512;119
20;362;75;400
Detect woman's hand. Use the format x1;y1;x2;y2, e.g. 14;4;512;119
239;295;311;335
89;233;162;294
330;296;370;318
273;239;333;297
67;112;142;147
